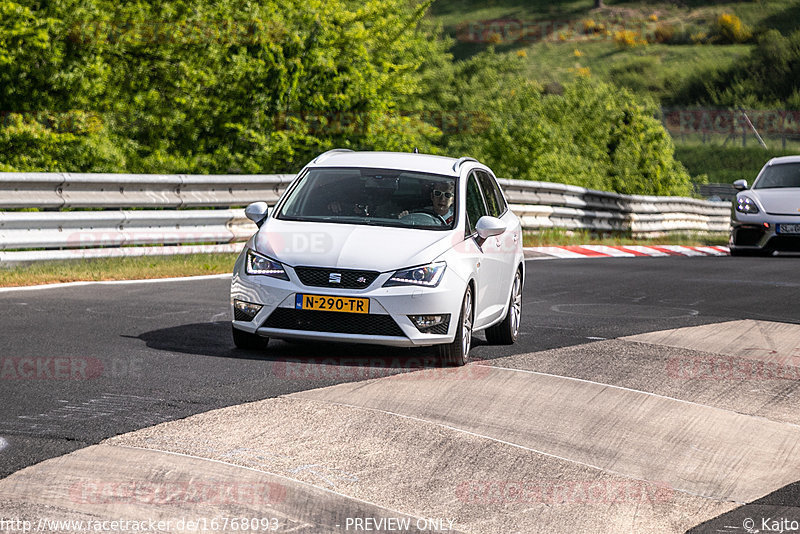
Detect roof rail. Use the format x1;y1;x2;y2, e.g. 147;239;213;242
452;156;478;172
313;148;354;164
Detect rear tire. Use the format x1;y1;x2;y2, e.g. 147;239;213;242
232;325;269;350
486;269;522;345
438;286;473;366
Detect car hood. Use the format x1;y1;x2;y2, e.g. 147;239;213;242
750;188;800;215
253;218;459;271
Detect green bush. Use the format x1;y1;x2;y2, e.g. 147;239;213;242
608;56;665;95
0;0;447;173
0;111;126;172
433;52;693;195
676;29;800;109
0;0;698;197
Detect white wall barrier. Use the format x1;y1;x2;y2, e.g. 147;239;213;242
0;173;731;263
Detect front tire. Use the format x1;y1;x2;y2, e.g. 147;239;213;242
232;325;269;350
438;286;473;366
729;247;756;257
730;248;772;257
486;269;522;345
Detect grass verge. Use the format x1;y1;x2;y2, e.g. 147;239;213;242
0;234;729;287
0;253;239;288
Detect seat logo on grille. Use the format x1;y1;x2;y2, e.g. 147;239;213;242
329;273;342;284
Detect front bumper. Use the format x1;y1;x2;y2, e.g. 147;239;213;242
230;255;466;347
730;213;800;253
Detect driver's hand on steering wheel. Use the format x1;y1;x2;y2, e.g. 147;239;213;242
327;201;342;215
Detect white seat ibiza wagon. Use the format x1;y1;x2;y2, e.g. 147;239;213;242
230;150;524;365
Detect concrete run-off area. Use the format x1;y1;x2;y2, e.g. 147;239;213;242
2;319;800;532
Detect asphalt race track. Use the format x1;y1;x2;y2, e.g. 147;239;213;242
1;255;799;533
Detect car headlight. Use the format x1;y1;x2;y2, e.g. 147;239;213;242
246;249;289;280
736;196;760;214
384;262;446;287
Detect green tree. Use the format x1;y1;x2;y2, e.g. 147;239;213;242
0;0;446;173
435;51;693;195
0;0;124;171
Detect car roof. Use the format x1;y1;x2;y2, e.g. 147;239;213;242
767;155;800;166
307;150;476;177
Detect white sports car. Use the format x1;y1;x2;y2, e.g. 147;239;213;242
230;150;524;365
730;155;800;256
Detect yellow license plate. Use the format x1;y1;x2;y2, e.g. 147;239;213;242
295;294;370;314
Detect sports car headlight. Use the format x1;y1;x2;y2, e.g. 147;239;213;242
384;262;446;287
246;249;289;280
736;196;760;214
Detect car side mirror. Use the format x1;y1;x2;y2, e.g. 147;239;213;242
475;216;506;246
245;202;271;227
733;179;748;191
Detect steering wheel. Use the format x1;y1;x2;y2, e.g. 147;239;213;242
401;208;447;226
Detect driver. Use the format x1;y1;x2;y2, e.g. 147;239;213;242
398;180;455;224
429;182;455;223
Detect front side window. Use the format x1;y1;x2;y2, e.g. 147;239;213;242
754;163;800;189
277;168;457;230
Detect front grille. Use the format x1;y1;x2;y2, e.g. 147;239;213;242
262;308;405;337
294;267;379;289
733;226;765;247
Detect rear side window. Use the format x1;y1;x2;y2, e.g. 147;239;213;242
465;173;489;234
476;171;506;218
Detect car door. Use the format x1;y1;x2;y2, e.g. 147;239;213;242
476;170;519;303
465;171;506;328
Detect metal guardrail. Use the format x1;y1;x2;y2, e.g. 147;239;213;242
0;209;253;250
0;173;295;209
696;183;738;202
498;179;730;237
0;173;731;263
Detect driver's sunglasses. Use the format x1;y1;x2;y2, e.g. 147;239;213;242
432;190;454;199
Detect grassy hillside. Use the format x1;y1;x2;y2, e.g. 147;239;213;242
428;0;800;186
432;1;799;98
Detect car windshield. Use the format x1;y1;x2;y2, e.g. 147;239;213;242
754;163;800;189
276;167;457;230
